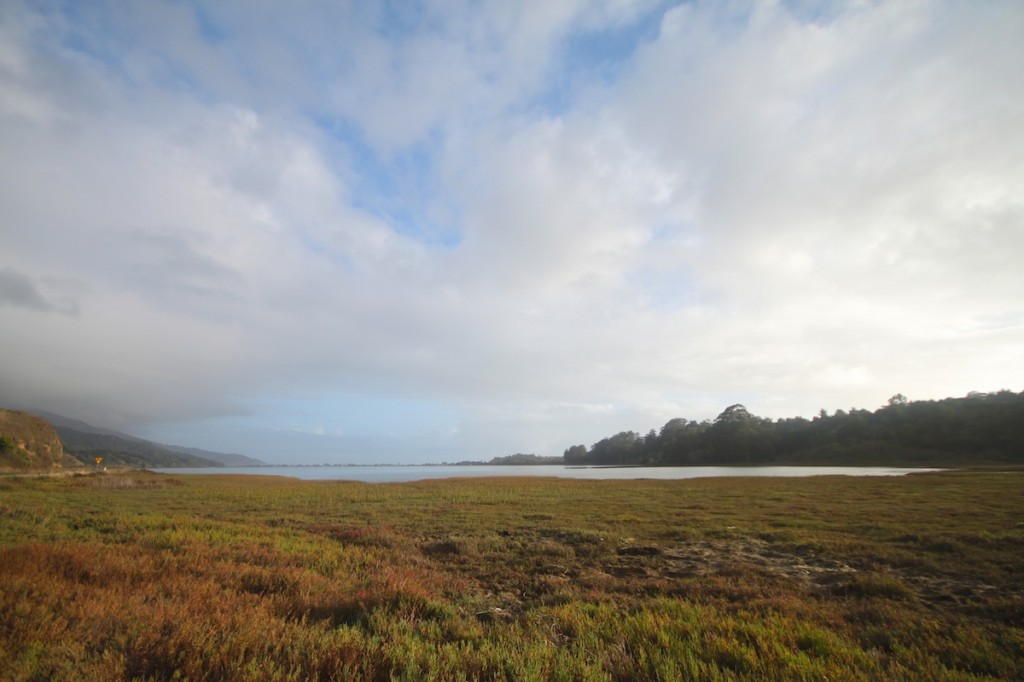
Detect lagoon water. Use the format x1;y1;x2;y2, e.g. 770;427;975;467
154;465;940;483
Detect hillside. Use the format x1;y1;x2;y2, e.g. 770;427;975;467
53;427;223;468
0;409;82;470
31;411;263;468
159;444;264;467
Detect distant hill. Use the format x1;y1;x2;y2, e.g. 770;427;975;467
486;453;563;465
0;409;83;470
158;444;264;467
29;411;124;437
563;390;1024;467
29;410;264;468
53;426;222;468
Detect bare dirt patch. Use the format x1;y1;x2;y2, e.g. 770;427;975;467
662;539;856;584
606;537;1017;612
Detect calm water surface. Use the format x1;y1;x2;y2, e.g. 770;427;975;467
154;465;941;483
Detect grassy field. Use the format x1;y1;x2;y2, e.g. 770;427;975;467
0;470;1022;680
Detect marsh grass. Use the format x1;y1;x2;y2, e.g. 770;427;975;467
0;470;1022;680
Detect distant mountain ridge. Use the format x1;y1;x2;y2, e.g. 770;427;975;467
29;410;264;468
159;444;264;467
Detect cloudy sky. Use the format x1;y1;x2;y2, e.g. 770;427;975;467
1;0;1021;464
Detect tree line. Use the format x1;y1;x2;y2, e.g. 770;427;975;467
562;391;1024;466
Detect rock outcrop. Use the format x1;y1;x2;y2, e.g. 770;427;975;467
0;409;81;470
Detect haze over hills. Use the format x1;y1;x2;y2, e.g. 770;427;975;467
27;410;264;468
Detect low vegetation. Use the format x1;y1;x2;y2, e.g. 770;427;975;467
1;469;1022;680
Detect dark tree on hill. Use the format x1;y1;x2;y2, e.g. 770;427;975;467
560;390;1024;466
563;444;588;464
658;418;710;465
588;431;642;465
707;404;776;464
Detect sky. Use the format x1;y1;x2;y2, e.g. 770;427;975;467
1;0;1022;464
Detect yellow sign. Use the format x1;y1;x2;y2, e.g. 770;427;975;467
95;457;103;466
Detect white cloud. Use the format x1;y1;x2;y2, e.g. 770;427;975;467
0;0;1021;460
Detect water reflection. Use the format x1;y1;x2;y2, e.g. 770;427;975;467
154;464;942;483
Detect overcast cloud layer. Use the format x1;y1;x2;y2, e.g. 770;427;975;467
1;0;1022;463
